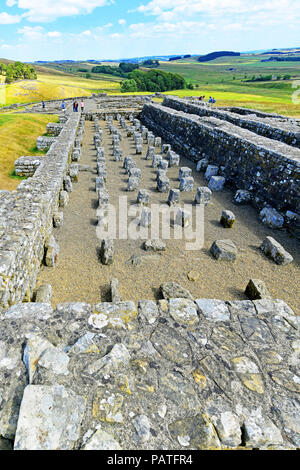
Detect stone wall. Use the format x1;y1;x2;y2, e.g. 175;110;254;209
0;111;81;309
14;156;44;178
163;96;300;147
140;102;300;217
0;297;299;450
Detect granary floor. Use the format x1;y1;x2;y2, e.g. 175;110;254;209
37;119;300;314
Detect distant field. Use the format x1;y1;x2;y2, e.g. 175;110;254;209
0;113;58;191
0;68;120;107
158;54;300;117
0;53;300;116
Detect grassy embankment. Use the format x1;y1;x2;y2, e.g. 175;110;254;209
0;113;58;191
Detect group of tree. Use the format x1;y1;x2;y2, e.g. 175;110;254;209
197;51;240;62
245;74;292;82
91;62;139;78
120;69;187;93
141;59;160;68
0;61;37;84
262;56;300;62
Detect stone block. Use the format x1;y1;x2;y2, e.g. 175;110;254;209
208;176;226;192
195;187;212;205
220;210;236;228
260;237;293;265
210;239;237;262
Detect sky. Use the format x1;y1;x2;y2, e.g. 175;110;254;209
0;0;299;61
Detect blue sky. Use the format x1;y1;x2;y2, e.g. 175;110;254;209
0;0;299;61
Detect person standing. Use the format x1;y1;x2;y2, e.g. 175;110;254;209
73;100;76;112
80;100;84;112
61;100;66;113
42;101;45;110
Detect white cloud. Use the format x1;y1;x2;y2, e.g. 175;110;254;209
118;19;126;25
0;11;22;23
46;31;62;38
135;0;300;26
12;0;114;22
6;0;17;6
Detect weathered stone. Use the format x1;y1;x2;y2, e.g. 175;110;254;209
259;206;284;229
53;211;64;228
100;239;114;265
245;279;272;300
196;158;209;172
169;152;180;167
179;167;192;179
195;299;231;322
168;415;221;449
127;176;140;192
145;146;155;160
210;239;237;262
143;239;166;252
134;415;151;443
157;175;170;193
168;298;199;327
220;210;236;228
82;430;122;450
14;385;85;450
260;236;293;265
205;165;219;180
234;189;252;205
152;155;162;168
138;300;159;325
208;176;226;192
35;285;52;304
59;190;69;208
111;278;121;303
89;302;137;330
179;177;194;192
63;176;73;193
140;208;152;227
168;188;180;206
175;208;191;227
45;236;59;267
137;190;150;206
195;186;212;205
160;282;193;300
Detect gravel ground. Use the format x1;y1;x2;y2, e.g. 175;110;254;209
37;118;300;314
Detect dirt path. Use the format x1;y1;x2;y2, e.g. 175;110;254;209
37;118;300;313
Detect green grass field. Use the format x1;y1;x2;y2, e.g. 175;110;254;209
0;113;58;191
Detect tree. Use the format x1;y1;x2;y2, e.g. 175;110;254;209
120;79;138;93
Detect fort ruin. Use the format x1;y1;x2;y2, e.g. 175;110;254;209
0;95;299;450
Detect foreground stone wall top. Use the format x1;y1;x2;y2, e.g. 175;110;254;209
0;297;299;450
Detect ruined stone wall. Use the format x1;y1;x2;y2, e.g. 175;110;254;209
140;102;300;216
163;96;300;147
0;112;81;309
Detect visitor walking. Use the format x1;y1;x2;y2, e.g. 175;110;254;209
42;101;45;110
73;100;76;112
80;100;84;112
61;100;66;113
75;101;79;112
